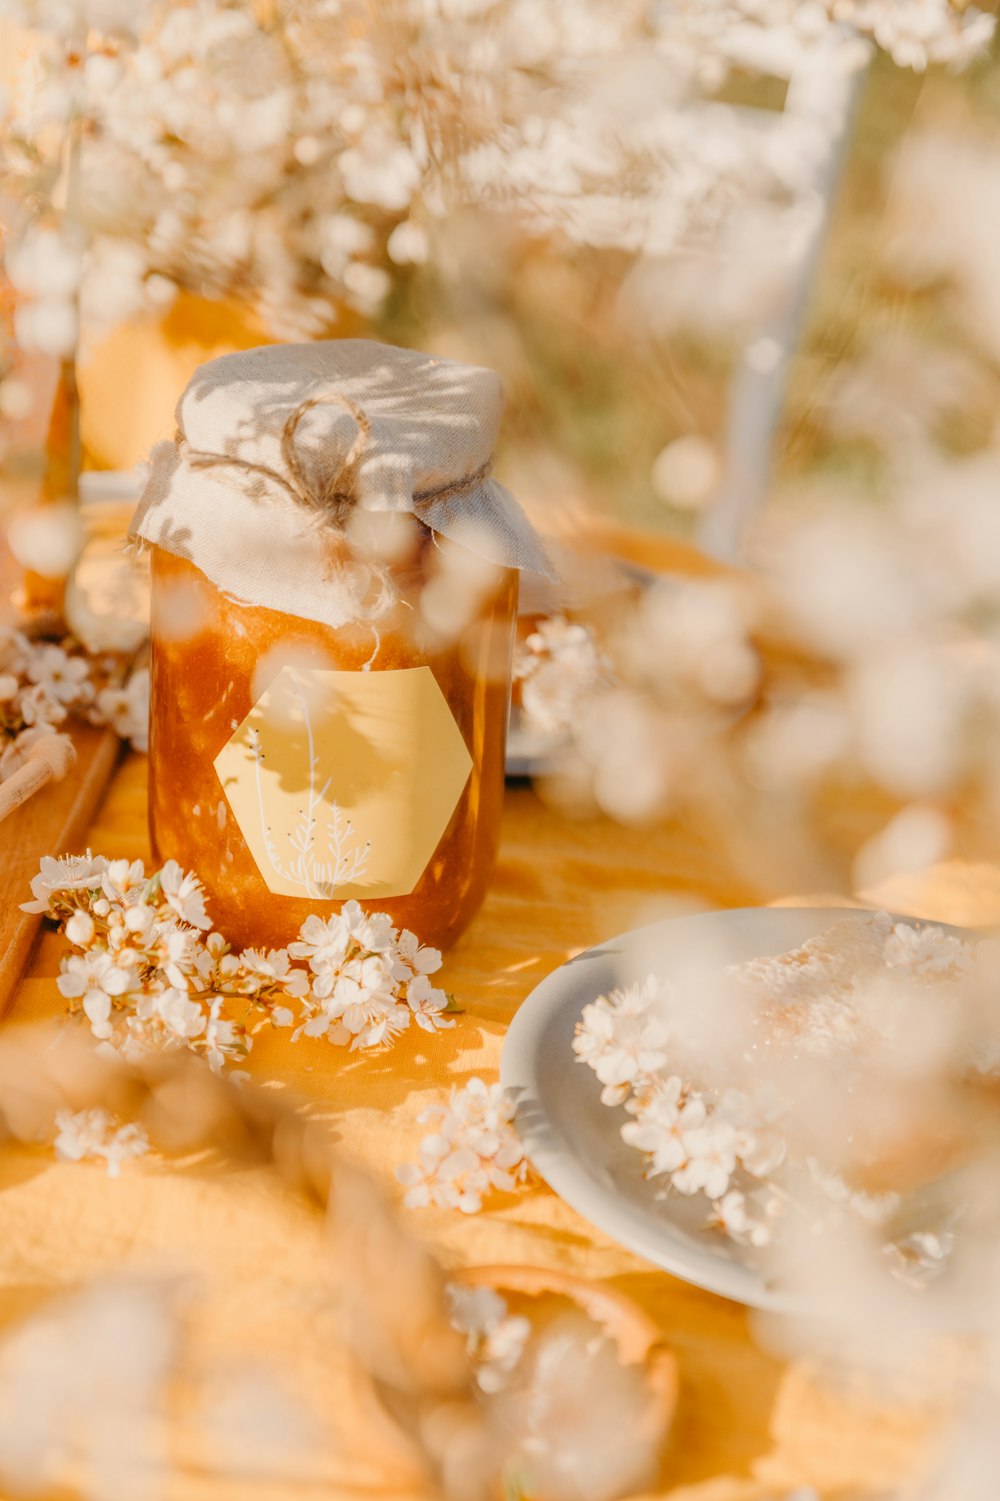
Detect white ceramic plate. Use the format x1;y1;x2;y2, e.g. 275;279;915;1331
501;905;969;1311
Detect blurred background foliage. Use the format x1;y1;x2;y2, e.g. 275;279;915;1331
370;43;1000;539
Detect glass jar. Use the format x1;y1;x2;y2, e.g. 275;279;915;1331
149;534;517;951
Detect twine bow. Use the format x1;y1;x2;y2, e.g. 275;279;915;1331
176;391;493;529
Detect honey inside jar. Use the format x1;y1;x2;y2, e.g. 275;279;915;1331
149;527;517;951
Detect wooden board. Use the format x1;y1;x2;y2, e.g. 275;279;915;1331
0;530;123;1017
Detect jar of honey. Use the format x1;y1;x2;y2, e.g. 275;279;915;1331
131;340;549;950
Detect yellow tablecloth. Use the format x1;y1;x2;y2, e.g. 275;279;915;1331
5;748;991;1499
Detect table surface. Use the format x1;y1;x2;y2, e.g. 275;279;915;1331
7;743;996;1500
3;300;995;1497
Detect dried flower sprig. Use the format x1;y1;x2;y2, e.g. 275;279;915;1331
0;1032;674;1501
24;854;454;1071
397;1077;529;1215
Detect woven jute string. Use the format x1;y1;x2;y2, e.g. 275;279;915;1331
176;391;493;529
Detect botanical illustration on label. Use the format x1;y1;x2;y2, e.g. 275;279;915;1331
214;665;473;901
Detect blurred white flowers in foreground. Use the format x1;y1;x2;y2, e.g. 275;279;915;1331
0;1278;178;1501
491;1307;665;1501
540;415;1000;896
575;910;991;1276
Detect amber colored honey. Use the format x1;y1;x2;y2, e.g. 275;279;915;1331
148;541;517;951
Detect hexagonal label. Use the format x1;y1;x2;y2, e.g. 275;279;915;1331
214;665;472;901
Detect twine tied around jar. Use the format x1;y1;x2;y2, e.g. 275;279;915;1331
176;391;494;529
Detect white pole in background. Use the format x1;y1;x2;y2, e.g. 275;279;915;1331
697;42;873;564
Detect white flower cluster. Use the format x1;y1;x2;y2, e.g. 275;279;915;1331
397;1077;529;1214
659;0;993;76
1;2;424;347
448;1280;668;1496
514;616;611;741
446;1283;532;1395
1;0;990;356
287;906;453;1048
0;626;148;773
542;576;761;825
25;854;453;1070
831;0;996;69
53;1105;150;1178
574;916;977;1253
575;977;785;1247
455;0;990;283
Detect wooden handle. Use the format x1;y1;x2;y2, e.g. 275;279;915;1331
0;735;76;823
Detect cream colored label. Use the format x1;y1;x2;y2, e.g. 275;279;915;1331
214;665;472;901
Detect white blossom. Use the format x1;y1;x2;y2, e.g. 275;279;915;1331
392;929;444;979
710;1190;772;1249
289;903;449;1049
573;977;673;1104
406;972;454;1034
93;668;149;752
494;1309;664;1501
671;1118;738;1200
239;947;308;999
143;986;208;1042
158;860;211;931
621;1081;706;1177
100;857;147;906
64;908;96;947
339;140;421;213
397;1078;529;1214
515;617;610;740
23;853;108;913
25;645;93;705
288;911;351;975
14;684;64;732
386;219;429;265
53;1106;149;1177
446;1284;532;1394
1;635;150;769
56;950;136;1039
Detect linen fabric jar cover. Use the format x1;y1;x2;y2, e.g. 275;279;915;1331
131;339;551;952
131;339;551;627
